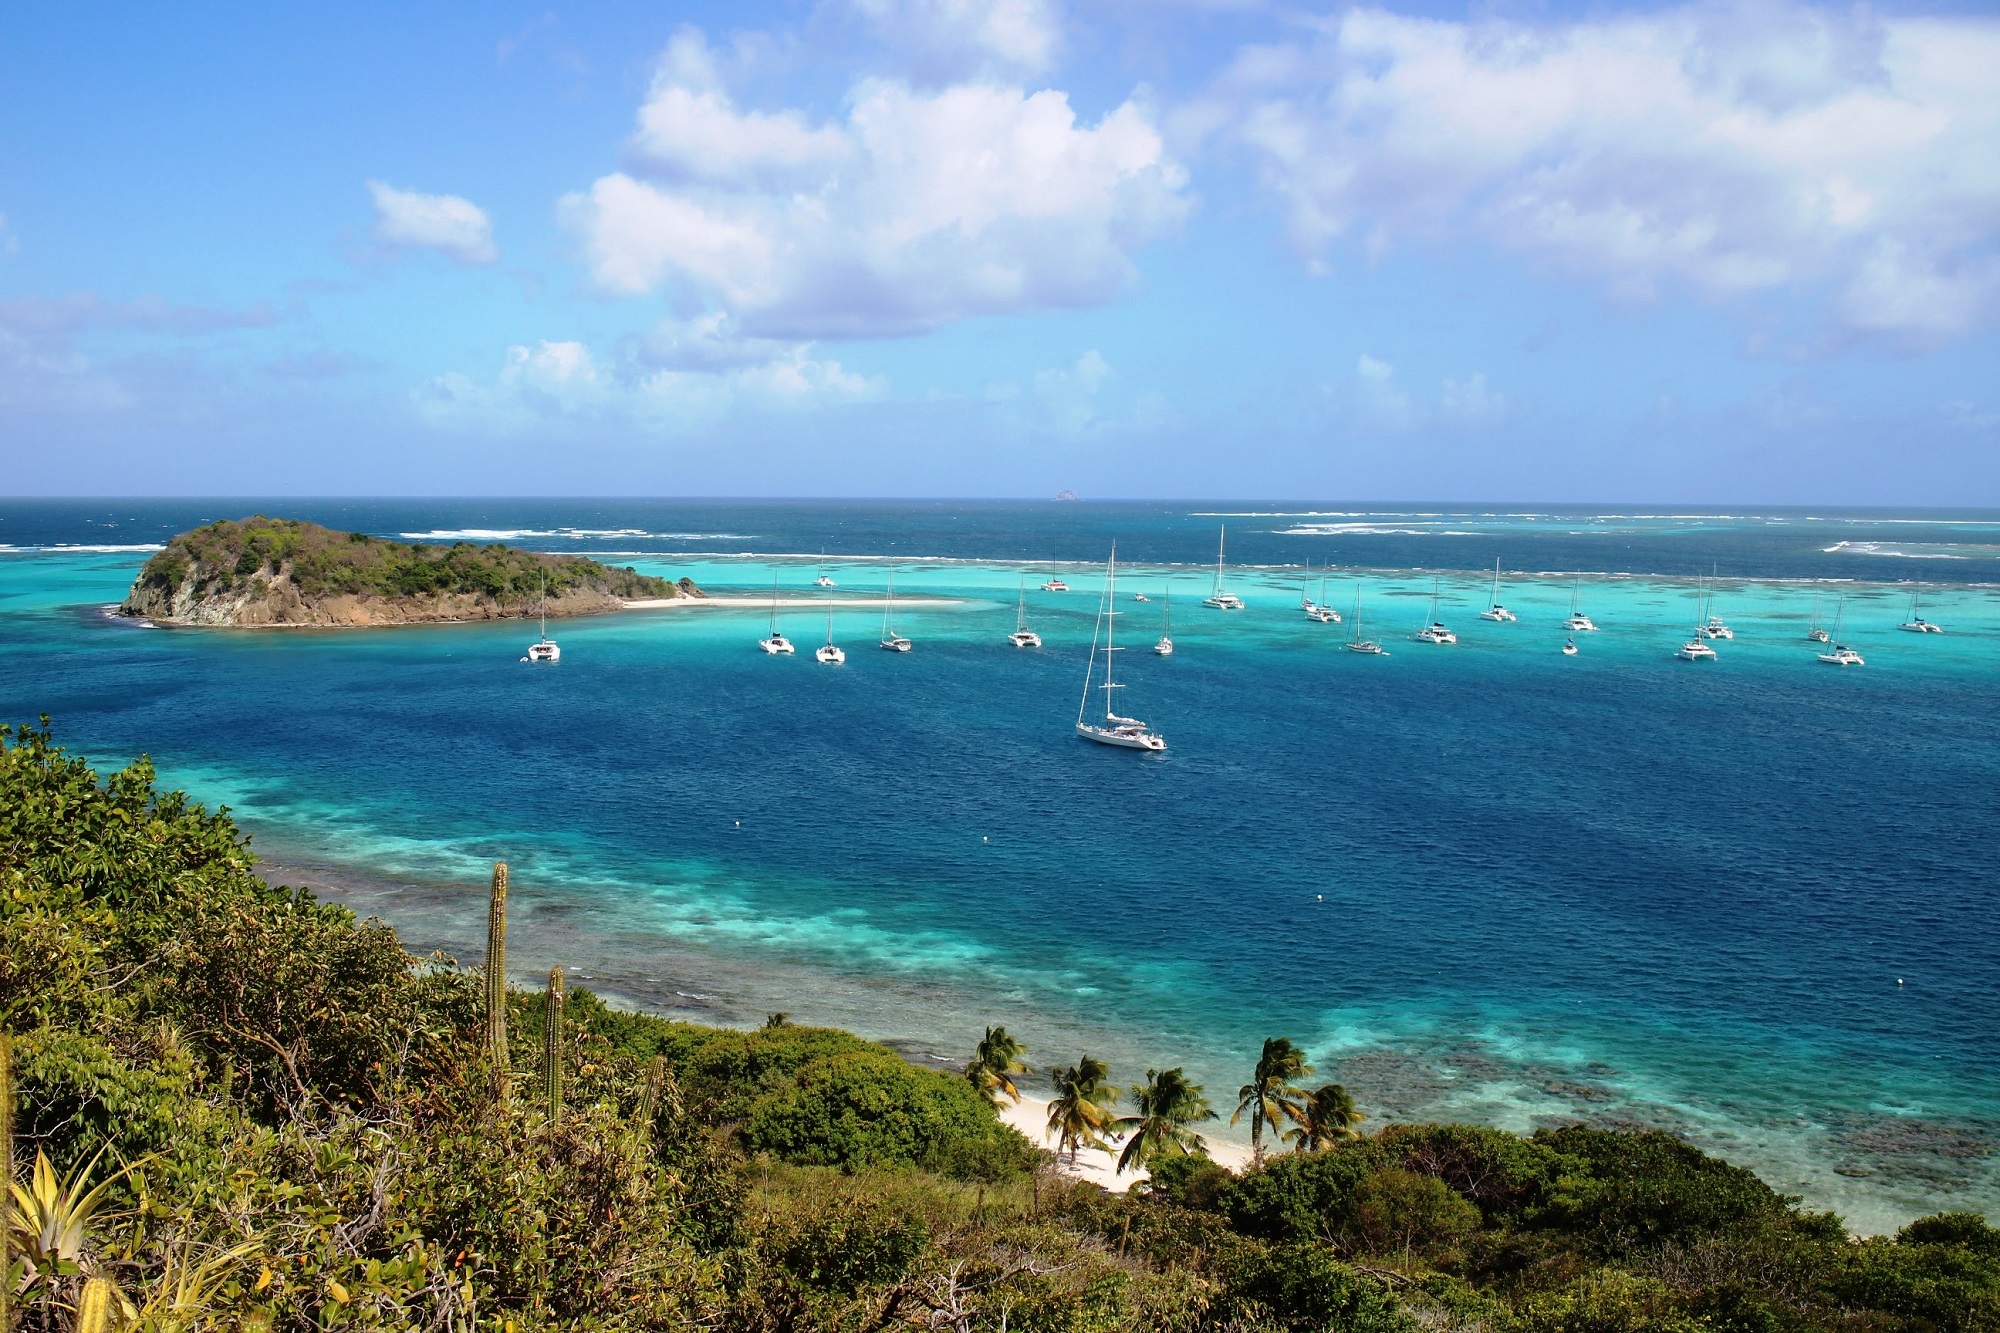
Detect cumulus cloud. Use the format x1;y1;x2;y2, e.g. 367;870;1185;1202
844;0;1062;80
368;181;499;264
563;29;1191;339
1343;353;1509;433
418;336;879;434
1193;1;2000;342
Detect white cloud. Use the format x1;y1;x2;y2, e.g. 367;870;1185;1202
1194;1;2000;342
845;0;1061;79
418;336;880;434
564;30;1191;338
1356;352;1393;381
368;181;499;265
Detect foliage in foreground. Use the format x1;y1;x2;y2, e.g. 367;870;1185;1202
3;719;1998;1332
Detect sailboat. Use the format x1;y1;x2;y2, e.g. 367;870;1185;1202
1300;562;1318;612
1561;637;1578;656
1699;566;1733;639
1153;588;1174;655
524;568;560;662
879;571;911;651
759;579;795;654
1041;564;1070;592
1479;558;1516;622
1898;587;1942;633
1344;586;1387;654
1007;574;1042;648
1076;543;1166;751
1676;579;1717;661
1309;569;1340;622
1414;577;1457;644
1203;526;1244;609
1563;574;1598;632
815;608;845;664
814;551;836;589
1806;598;1831;644
1818;598;1864;665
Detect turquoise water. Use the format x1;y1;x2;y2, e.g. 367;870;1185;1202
3;501;1997;1233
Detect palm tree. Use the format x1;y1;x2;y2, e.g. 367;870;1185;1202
1112;1067;1216;1173
1232;1037;1313;1160
1284;1083;1365;1151
1046;1056;1118;1163
965;1026;1032;1106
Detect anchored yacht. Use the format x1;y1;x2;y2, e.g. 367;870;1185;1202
879;571;912;651
1898;589;1943;633
814;552;836;589
1479;559;1516;622
1042;574;1070;592
1007;575;1042;648
759;580;795;655
1414;578;1456;644
1806;600;1831;644
1153;589;1174;656
1817;599;1863;665
1561;638;1579;656
1076;544;1166;751
1345;587;1387;655
1677;582;1718;661
1203;526;1245;610
1563;575;1598;632
524;570;560;663
815;608;845;665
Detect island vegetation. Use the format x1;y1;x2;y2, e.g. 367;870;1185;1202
118;517;700;627
3;719;1997;1331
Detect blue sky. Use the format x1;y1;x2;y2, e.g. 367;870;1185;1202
2;0;1997;502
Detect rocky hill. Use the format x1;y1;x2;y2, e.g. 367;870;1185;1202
120;516;701;627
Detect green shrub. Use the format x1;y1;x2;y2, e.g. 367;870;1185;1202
1533;1126;1792;1254
742;1049;1025;1173
1219;1143;1390;1244
1352;1167;1481;1256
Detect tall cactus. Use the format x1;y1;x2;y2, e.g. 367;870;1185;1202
486;863;511;1101
74;1278;115;1333
544;967;566;1124
1;1029;12;1333
636;1054;667;1135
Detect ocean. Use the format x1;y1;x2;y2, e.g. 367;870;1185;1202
3;498;1997;1234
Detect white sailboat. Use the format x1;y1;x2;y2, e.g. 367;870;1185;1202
1308;569;1340;623
1007;574;1042;648
1818;598;1863;665
1076;544;1166;751
524;568;560;663
1898;587;1942;633
1300;562;1318;612
1414;577;1457;644
1042;565;1070;592
1561;637;1579;656
1344;586;1387;654
1203;526;1244;610
1699;567;1733;639
1563;575;1598;632
879;571;911;651
1806;598;1831;644
1479;558;1516;622
812;604;844;660
759;579;795;654
814;551;836;589
1153;588;1174;656
1676;580;1717;661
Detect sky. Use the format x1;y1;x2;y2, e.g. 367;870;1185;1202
2;0;1997;502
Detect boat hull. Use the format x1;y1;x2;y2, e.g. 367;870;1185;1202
1076;722;1166;751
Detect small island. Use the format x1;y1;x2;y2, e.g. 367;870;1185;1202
120;516;702;627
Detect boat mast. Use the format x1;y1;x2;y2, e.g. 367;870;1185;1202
539;568;547;639
1490;558;1500;610
1214;526;1226;595
1103;544;1117;720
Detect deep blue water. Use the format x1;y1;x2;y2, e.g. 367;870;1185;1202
3;499;1998;1232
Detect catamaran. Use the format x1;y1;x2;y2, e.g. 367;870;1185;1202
815;608;845;665
1563;575;1598;632
1898;587;1942;633
1307;569;1340;623
1818;598;1863;665
759;579;795;655
1345;587;1387;654
524;568;560;663
1153;588;1174;656
814;552;836;589
1041;569;1070;592
1007;574;1042;648
1414;577;1457;644
1076;544;1166;751
1203;526;1244;609
879;571;912;651
1676;582;1717;661
1479;558;1516;622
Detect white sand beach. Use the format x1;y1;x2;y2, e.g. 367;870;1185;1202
999;1094;1257;1192
623;595;967;610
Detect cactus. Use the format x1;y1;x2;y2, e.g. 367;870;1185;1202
543;967;566;1124
74;1277;115;1333
1;1029;11;1333
485;863;510;1101
636;1054;667;1134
